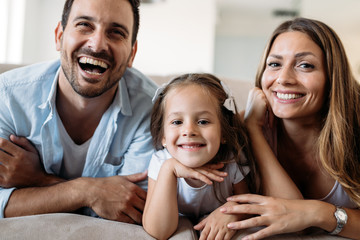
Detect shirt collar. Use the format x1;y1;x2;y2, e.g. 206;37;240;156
37;66;133;117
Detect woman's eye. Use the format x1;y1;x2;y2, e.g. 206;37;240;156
267;62;280;68
299;63;315;69
198;120;209;125
171;120;182;125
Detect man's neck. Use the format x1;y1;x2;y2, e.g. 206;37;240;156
55;72;117;144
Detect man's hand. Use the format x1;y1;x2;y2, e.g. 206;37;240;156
85;172;148;224
0;135;56;188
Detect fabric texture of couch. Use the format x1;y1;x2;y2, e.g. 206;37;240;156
0;64;349;239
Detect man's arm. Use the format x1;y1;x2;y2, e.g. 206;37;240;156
4;173;147;223
0;136;63;188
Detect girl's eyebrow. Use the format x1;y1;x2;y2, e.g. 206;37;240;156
166;111;214;118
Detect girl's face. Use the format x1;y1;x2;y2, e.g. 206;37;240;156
261;31;327;122
162;84;222;168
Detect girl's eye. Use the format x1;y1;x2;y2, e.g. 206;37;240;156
198;120;209;125
171;120;182;125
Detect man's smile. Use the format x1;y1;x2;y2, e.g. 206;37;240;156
78;56;109;76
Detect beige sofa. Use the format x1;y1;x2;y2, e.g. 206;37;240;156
0;64;348;239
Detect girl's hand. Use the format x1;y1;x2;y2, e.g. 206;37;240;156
244;87;273;131
166;158;227;185
220;194;322;240
194;202;243;240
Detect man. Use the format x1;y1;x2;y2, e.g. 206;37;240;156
0;0;157;224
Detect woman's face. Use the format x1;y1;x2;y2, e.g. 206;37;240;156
261;31;327;122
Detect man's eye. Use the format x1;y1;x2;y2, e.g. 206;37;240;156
77;22;91;28
198;120;209;125
171;120;182;125
109;29;126;38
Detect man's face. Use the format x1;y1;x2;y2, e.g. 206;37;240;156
55;0;136;98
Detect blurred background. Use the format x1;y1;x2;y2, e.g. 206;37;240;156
1;0;359;82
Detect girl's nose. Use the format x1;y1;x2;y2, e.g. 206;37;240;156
182;123;197;137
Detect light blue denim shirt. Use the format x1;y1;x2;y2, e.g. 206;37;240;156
0;60;157;218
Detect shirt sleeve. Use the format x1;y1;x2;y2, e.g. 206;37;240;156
148;150;170;181
227;154;250;185
0;187;16;218
0;74;17;218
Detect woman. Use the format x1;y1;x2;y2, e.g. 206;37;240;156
219;17;360;239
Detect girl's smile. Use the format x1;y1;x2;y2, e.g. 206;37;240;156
162;84;222;168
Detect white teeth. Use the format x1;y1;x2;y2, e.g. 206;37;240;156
182;145;201;149
277;92;302;100
85;70;102;75
79;57;108;69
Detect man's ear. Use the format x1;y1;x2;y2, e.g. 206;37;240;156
127;40;138;68
55;21;64;51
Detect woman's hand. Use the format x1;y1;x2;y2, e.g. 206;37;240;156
244;87;273;131
167;158;228;185
194;202;244;240
220;194;323;240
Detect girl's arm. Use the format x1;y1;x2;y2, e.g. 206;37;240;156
143;158;227;240
243;88;302;198
143;159;179;240
194;178;250;240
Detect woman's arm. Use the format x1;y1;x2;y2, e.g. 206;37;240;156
222;194;360;240
243;88;302;198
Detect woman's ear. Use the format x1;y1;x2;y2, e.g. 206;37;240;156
162;138;167;148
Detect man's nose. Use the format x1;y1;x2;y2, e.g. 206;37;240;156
87;30;109;52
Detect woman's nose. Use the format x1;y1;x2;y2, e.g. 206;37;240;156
276;66;296;85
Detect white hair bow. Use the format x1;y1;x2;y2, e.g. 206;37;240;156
152;83;168;103
221;81;236;114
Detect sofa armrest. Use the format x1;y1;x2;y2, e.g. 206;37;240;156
0;213;197;240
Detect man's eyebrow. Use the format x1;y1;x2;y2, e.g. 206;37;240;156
110;22;130;35
72;16;130;35
73;15;94;22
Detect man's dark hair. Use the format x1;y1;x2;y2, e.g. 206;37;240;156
61;0;140;45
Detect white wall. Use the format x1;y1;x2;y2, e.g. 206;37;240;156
4;0;217;77
22;0;64;64
2;0;360;80
134;0;216;76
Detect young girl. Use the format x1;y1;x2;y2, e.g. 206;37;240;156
143;73;256;240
